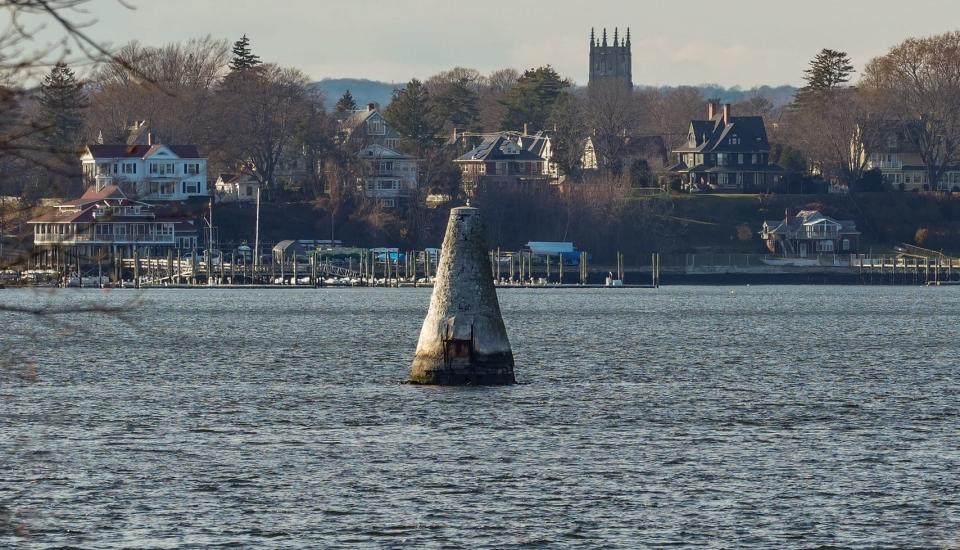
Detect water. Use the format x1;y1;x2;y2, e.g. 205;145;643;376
2;286;959;548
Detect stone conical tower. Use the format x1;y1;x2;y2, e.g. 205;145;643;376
409;206;515;385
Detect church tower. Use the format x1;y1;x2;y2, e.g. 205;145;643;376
588;27;633;89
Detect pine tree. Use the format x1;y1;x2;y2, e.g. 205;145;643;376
434;78;480;130
36;62;87;151
796;49;854;104
383;79;439;154
334;90;358;114
229;34;261;72
500;66;568;131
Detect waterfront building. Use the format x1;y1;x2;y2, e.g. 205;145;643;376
760;209;860;257
355;144;418;208
588;27;632;89
667;103;783;193
81;138;208;202
28;184;200;266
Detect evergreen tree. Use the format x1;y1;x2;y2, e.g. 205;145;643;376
383;79;440;154
434;78;480;130
334;89;358;114
796;49;854;103
229;34;261;72
500;66;568;131
36;62;87;151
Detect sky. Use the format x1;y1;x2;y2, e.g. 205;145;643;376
16;0;960;87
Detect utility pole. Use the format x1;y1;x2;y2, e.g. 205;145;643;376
253;185;261;279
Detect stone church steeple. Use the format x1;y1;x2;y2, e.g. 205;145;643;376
589;27;633;89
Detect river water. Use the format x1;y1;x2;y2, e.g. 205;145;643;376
1;286;959;548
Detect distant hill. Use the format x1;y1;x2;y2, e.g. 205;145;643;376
311;78;400;110
312;78;798;111
681;84;798;108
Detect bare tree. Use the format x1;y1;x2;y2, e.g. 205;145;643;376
862;31;960;190
217;64;315;198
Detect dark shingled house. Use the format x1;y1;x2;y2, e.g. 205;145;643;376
668;102;782;193
454;135;552;194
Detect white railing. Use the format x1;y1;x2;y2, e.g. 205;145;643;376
35;233;176;244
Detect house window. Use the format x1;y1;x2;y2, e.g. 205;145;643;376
718;173;729;185
386;138;399;148
738;154;744;165
888;135;897;148
729;136;740;145
378;161;394;172
184;163;200;175
122;163;137;174
380;198;396;208
842;239;850;251
368;120;385;135
377;180;399;191
245;186;253;196
149;163;176;175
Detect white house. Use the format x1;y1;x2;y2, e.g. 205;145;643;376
355;144;418;207
214;173;261;203
80;140;208;201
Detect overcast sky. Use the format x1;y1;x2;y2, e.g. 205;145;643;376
22;0;960;86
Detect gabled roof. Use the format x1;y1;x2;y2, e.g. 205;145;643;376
762;210;859;236
85;144;202;160
673;114;770;154
863;120;924;155
356;144;414;160
215;173;259;185
455;136;544;162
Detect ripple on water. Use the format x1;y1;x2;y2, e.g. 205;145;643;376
1;286;960;548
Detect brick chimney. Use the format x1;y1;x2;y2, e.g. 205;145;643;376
722;104;732;126
708;102;718;120
367;102;376;112
523;122;529;135
452;127;459;142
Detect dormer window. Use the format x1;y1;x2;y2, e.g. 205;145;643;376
729;135;740;145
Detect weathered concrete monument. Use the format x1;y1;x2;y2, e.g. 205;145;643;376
409;206;516;385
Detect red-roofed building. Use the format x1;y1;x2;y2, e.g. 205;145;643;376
80;137;208;201
28;185;200;266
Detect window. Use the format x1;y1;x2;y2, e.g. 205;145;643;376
149;163;176;175
368;120;385;135
729;136;740;145
245;186;253;196
377;180;399;191
718;173;729;185
378;161;394;172
184;163;200;175
380;198;396;208
817;240;835;252
738;154;744;165
842;239;850;251
122;163;137;174
717;153;727;166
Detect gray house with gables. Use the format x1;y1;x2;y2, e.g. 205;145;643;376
668;103;782;193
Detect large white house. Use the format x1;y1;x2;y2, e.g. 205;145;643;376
81;141;208;201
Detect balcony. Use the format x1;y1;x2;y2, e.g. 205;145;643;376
871;161;903;170
35;232;176;245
